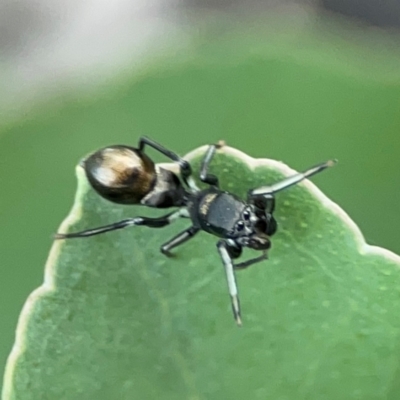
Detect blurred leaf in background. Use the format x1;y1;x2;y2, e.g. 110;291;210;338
1;1;400;395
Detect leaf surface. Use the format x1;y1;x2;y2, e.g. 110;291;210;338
4;146;400;400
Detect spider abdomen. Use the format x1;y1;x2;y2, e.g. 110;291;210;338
83;145;156;205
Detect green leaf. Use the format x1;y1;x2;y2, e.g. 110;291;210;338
4;146;400;400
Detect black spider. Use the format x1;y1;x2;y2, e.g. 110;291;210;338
56;137;336;326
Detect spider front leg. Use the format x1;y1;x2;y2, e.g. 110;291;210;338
217;238;270;325
250;159;336;197
248;193;275;214
217;239;243;326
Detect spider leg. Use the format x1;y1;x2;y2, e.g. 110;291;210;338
160;226;200;255
250;159;337;197
217;240;242;326
234;251;268;270
199;143;223;187
139;136;194;188
55;209;186;239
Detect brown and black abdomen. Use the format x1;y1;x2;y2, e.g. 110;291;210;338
83;145;156;204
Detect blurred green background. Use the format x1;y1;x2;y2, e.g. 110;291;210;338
1;7;400;393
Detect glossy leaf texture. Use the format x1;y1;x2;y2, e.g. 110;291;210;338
4;146;400;400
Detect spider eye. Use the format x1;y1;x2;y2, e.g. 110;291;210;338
236;221;245;231
243;210;250;220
